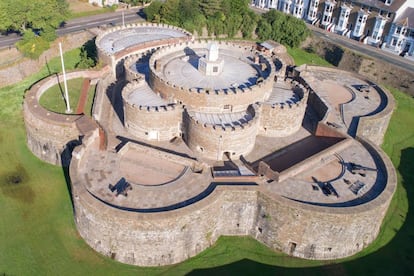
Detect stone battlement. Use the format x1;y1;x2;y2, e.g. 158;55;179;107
148;41;274;112
123;53;147;82
122;81;180;112
96;23;193;57
187;104;259;132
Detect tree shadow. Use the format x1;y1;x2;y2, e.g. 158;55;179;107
187;147;414;275
323;45;344;67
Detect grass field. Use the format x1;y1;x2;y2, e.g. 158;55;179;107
38;77;96;115
39;78;83;114
0;49;413;275
287;47;332;67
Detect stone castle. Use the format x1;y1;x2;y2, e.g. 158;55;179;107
23;23;396;266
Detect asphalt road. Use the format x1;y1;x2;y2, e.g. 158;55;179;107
0;8;144;49
249;6;414;73
309;25;414;74
1;6;413;74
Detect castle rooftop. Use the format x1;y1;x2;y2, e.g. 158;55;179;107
125;83;168;107
189;110;254;127
98;26;189;54
265;81;303;105
160;48;261;90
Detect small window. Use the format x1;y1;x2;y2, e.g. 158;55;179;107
213;66;218;73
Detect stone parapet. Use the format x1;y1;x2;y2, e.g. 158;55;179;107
148;40;275;112
69;133;396;265
259;82;309;137
122;81;183;141
123;53;146;82
355;85;395;145
95;23;193;67
185;105;260;160
298;65;394;145
23;70;104;165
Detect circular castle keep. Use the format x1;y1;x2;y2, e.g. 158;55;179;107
23;23;396;266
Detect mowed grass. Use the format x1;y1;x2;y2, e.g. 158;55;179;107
39;78;83;114
287;47;332;67
85;84;97;116
0;48;413;275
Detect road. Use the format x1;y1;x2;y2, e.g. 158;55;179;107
309;25;414;74
1;6;413;74
0;8;144;49
249;5;414;73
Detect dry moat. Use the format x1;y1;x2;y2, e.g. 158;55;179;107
23;24;396;266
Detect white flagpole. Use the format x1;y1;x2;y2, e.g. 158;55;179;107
59;42;71;113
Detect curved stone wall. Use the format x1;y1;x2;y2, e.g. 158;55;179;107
259;85;308;137
123;53;147;82
95;23;193;68
122;82;183;141
149;41;275;113
254;137;396;259
355;85;395;145
70;134;396;266
297;66;394;145
185;106;260;160
23;70;102;165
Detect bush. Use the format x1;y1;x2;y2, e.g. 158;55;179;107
16;31;50;59
75;39;98;69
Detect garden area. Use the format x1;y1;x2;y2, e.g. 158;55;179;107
0;46;413;275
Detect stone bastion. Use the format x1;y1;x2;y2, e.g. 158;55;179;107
122;81;183;141
95;23;193;70
23;70;105;165
22;23;397;267
69;130;396;266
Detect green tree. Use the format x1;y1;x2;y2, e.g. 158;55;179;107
257;10;310;47
143;0;163;22
16;31;50;59
75;39;98;69
160;0;180;25
0;0;68;35
199;0;221;17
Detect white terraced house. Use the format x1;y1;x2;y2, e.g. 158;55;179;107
251;0;414;58
383;7;414;57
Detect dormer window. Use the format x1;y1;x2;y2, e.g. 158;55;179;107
385;0;392;5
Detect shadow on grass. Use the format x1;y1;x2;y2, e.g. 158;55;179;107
188;148;414;276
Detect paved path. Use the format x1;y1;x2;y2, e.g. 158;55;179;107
76;78;91;114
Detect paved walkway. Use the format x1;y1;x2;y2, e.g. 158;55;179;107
76;78;91;114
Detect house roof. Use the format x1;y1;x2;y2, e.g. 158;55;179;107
350;0;407;13
394;7;414;28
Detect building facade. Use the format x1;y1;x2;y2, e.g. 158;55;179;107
383;7;414;56
89;0;119;7
251;0;414;57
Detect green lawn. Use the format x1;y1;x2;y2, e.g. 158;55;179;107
287;47;332;67
68;6;117;20
0;48;413;275
85;84;97;116
39;77;83;114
